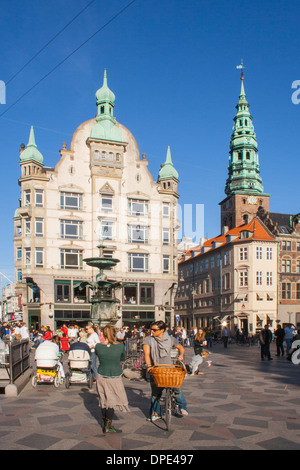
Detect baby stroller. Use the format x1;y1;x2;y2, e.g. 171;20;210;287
65;349;93;389
32;341;64;388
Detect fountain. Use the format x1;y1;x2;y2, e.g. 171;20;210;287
79;244;122;327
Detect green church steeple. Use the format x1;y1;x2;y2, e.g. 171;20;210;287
225;73;266;196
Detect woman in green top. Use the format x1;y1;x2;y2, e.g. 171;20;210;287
95;325;129;434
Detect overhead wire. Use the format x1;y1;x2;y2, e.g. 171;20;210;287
0;0;138;119
6;0;97;86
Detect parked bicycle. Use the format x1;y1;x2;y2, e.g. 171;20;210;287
122;353;148;380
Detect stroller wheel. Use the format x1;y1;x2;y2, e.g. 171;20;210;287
32;376;37;388
54;375;60;388
88;373;93;389
65;374;70;389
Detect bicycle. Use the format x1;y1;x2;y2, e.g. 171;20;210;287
151;363;186;431
122;353;147;380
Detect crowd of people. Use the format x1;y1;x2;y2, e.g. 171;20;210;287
1;319;299;433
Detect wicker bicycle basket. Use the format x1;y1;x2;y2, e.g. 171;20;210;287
151;364;186;388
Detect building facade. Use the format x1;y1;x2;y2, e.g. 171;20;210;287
175;74;279;334
176;217;278;334
258;208;300;329
13;71;180;329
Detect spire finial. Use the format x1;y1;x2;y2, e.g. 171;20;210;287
236;59;245;80
236;60;246;98
103;68;107;86
28;125;37;148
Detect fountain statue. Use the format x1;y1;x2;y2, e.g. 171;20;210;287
79;244;122;327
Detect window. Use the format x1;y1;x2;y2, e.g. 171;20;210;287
256;247;262;259
266;247;273;260
35;189;44;207
101;195;113;211
25;218;31;237
60;220;83;239
223;273;230;290
60;192;82;211
162;203;170;218
60;249;83;269
256;271;262;286
296;260;300;274
35;248;44;268
101;221;113;240
297;284;300;300
163;228;170;246
239;271;248;287
123;284;137;304
163;255;170;273
17;269;22;282
55;281;71;302
35;218;44;237
128;253;149;272
282;282;291;299
16;247;22;261
297;242;300;252
128;225;148;244
128;199;148;216
266;272;273;286
73;281;88;303
281;258;291;273
25;248;31;268
224;250;230;265
240;230;250;239
282;241;291;251
239;247;248;261
140;284;154;304
24;190;31;206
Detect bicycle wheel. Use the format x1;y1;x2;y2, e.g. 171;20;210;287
165;388;172;431
122;357;138;371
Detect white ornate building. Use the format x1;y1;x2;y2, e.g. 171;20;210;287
13;71;180;330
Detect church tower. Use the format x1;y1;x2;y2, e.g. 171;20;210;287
219;68;270;233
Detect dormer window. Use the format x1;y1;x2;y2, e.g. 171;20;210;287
240;230;251;239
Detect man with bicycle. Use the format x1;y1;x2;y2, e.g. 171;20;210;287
143;320;188;422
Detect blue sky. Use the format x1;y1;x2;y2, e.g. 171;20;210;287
0;0;300;284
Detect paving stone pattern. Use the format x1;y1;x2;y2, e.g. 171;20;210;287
1;343;300;450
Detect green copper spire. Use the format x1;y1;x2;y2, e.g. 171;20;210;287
90;69;124;142
20;126;44;164
225;74;266;196
158;146;179;180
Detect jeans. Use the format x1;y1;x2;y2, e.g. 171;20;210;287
286;338;293;355
91;351;98;379
149;375;188;417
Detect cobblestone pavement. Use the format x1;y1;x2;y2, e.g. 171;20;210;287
0;343;300;451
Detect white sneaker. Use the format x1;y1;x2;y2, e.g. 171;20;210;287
147;415;161;422
180;409;189;416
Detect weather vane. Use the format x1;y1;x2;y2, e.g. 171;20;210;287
236;59;245;79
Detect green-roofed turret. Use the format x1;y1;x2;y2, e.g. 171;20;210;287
90;69;124;142
158;146;179;181
20;126;44;164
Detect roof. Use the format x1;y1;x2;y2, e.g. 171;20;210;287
179;217;275;264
